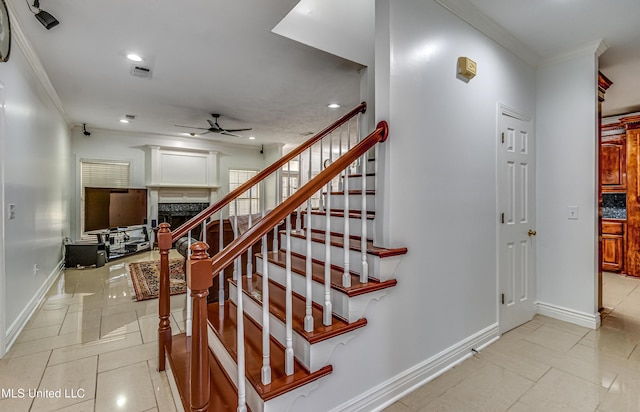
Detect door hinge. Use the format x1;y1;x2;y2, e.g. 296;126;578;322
501;213;505;224
501;132;504;144
501;293;505;305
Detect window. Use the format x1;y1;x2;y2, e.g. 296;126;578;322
80;160;131;233
229;169;259;216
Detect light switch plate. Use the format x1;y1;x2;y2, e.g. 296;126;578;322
568;206;579;220
8;204;15;220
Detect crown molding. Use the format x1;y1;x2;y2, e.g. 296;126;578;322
433;0;540;67
5;0;69;125
539;39;609;67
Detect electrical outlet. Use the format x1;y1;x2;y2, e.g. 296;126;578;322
8;204;15;220
568;206;579;220
33;264;39;275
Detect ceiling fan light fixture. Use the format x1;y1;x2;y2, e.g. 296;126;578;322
126;53;143;62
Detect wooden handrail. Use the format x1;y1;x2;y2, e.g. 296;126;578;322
210;121;388;276
171;102;367;240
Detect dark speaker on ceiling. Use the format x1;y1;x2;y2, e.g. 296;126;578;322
35;10;59;30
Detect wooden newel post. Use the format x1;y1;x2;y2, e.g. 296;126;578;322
157;223;172;371
188;241;213;412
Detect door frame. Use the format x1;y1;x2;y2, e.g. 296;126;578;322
496;102;535;333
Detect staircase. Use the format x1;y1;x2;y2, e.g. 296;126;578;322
156;104;407;412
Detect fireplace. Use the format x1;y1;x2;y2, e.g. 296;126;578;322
158;202;209;239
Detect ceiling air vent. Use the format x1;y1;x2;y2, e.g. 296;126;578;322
130;65;152;79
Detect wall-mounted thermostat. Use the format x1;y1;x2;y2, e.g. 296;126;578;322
457;57;477;80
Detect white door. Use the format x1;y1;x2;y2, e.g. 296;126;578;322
498;107;535;334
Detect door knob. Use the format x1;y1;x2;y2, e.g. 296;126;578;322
528;230;537;236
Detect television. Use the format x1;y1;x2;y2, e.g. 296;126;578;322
84;187;148;231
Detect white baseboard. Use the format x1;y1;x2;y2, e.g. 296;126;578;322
3;260;64;355
329;323;499;412
535;301;600;329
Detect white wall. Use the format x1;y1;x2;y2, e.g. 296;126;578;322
295;1;537;410
536;53;599;320
0;37;71;353
70;128;268;239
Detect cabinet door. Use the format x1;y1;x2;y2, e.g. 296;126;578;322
601;140;626;191
602;234;624;272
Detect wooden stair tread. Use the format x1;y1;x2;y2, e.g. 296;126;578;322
284;228;408;258
232;273;368;343
258;251;397;296
166;333;245;411
303;210;375;220
207;300;332;401
325;190;376;195
343;173;375;178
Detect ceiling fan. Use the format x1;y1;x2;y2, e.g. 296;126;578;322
174;114;252;137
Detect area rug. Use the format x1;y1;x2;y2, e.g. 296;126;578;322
127;258;186;301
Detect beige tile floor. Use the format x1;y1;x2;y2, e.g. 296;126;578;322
0;250;185;412
3;256;640;412
387;271;640;412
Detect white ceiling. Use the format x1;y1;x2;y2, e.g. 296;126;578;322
6;0;364;146
6;0;640;146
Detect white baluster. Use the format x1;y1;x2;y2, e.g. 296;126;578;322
319;138;324;212
360;142;369;284
260;181;271;384
273;170;279;253
304;146;314;332
285;215;294;375
324;136;333;326
186;233;193;336
296;157;302;232
233;199;239;281
247;186;253;279
236;252;247;412
219;211;224;305
343;123;351;288
202;219;207;244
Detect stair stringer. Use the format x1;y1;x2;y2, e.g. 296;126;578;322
206;325;328;412
257;255;391;323
164;354;187;412
229;281;361;373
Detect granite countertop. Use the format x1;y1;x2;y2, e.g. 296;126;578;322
602;193;626;220
602;207;627;220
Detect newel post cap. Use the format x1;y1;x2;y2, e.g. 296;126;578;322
187;242;213;291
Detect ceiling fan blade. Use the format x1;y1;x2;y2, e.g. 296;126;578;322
221;131;243;137
222;127;253;132
207;119;216;128
174;124;211;131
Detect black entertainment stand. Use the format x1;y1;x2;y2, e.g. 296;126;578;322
65;226;151;267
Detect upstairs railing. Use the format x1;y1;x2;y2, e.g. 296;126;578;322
158;103;389;412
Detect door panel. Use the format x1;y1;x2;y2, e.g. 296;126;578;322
499;110;535;334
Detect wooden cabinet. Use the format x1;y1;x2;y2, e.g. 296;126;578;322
602;220;625;272
601;124;626;192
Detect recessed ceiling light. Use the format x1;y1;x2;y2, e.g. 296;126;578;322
249;136;256;140
126;53;143;62
120;119;130;124
182;132;198;137
328;103;341;109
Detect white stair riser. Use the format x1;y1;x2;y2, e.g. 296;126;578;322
228;282;358;373
305;213;374;239
280;233;401;281
207;316;325;412
256;256;387;322
366;159;375;174
342;174;375;190
325;193;376;213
